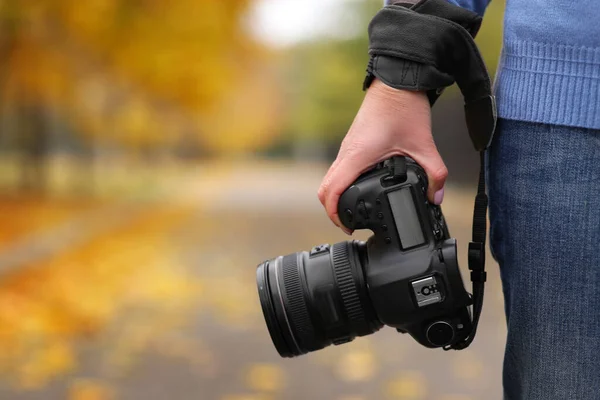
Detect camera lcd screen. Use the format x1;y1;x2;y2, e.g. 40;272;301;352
387;187;426;249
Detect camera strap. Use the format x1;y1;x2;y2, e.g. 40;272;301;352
363;0;496;349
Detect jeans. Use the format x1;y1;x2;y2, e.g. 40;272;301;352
487;119;600;399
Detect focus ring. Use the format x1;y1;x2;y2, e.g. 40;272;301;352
332;242;366;333
281;254;315;352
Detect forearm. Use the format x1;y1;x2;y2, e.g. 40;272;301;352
384;0;491;16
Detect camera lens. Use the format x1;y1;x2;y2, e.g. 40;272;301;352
256;241;382;357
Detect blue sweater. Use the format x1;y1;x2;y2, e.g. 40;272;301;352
390;0;600;129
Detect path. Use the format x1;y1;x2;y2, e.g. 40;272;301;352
0;161;507;400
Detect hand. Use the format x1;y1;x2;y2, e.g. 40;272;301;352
317;79;448;234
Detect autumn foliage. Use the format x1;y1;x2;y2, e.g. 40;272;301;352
1;0;281;156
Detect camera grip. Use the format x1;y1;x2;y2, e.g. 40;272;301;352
337;156;447;250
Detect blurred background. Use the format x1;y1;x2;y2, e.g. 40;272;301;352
0;0;506;399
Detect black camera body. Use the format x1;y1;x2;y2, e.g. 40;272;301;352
256;156;473;357
337;156;472;348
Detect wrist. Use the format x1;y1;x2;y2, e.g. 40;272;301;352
367;79;430;115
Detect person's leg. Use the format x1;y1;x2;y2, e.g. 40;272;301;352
487;119;600;400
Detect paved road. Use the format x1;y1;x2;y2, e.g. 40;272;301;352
0;162;507;400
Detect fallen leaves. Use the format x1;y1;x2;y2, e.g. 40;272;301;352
384;371;429;399
0;203;199;388
244;363;287;393
68;379;115;400
334;348;377;382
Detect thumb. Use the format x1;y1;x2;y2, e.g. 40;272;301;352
318;152;370;234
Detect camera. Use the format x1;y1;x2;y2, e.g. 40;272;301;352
256;156;475;357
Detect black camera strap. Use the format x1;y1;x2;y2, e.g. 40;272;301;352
364;0;496;350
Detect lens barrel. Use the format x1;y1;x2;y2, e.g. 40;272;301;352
256;241;382;357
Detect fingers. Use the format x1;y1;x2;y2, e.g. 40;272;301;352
413;148;448;205
319;149;447;237
318;84;448;235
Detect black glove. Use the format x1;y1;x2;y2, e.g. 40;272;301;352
363;0;495;150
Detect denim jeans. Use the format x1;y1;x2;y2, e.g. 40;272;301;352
487;119;600;399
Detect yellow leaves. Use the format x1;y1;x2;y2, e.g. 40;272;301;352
0;203;199;388
199;70;282;156
2;0;280;155
107;0;261;111
221;395;271;400
113;98;159;149
7;39;71;105
17;340;75;390
202;272;261;328
222;363;286;400
384;371;429;400
244;363;286;393
334;347;377;382
452;352;485;382
68;379;115;400
58;0;119;51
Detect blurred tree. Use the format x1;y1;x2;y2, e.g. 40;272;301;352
275;0;504;160
278;1;380;158
0;0;504;189
0;0;281;193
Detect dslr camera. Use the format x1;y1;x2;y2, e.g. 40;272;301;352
256;156;477;357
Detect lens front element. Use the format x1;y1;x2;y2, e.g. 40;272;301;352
256;259;296;356
256;241;381;358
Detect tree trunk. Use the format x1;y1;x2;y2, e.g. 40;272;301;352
17;102;49;196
